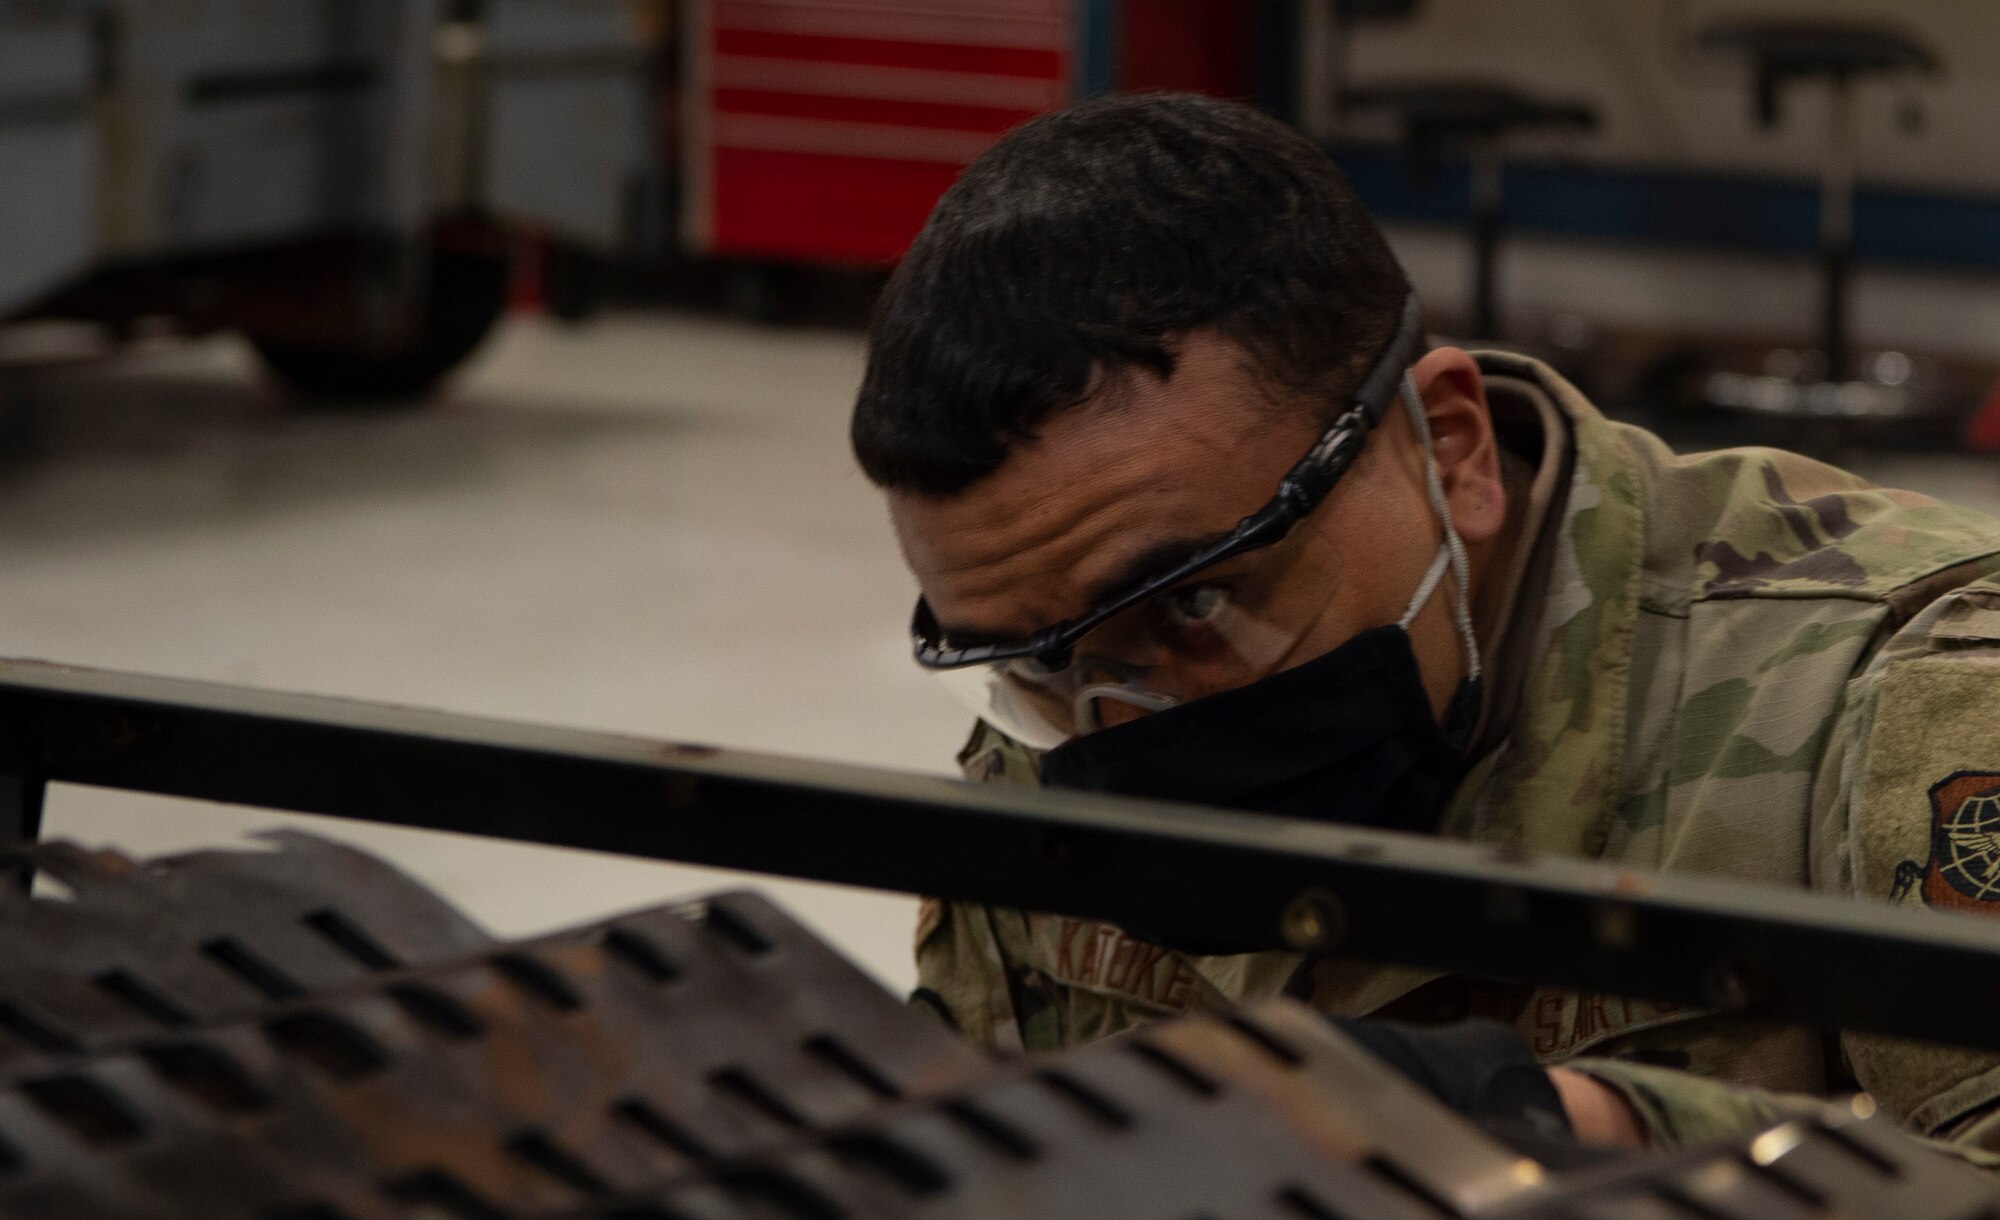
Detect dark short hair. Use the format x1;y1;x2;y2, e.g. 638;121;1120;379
851;91;1412;496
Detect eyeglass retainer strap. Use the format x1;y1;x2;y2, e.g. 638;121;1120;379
1354;294;1427;428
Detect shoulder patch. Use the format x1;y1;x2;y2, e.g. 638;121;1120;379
1891;771;2000;911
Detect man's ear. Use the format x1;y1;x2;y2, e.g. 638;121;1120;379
1407;347;1505;545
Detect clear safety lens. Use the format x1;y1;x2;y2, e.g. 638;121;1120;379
932;579;1304;749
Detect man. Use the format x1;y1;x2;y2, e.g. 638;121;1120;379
850;93;2000;1152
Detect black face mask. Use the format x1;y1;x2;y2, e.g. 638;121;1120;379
1038;625;1477;832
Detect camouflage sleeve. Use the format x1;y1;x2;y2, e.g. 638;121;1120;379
1565;1057;1824;1148
907;722;1045;1050
1816;580;2000;1152
914;723;1234;1053
1570;1058;2000;1169
911;896;1021;1048
1572;581;2000;1161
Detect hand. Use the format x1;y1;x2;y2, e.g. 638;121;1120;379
1548;1067;1647;1146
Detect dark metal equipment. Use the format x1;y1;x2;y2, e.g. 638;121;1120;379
0;836;992;1218
0;660;2000;1208
6;660;2000;1058
0;662;1999;1214
0;832;1987;1218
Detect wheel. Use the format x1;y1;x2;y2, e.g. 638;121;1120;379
252;246;510;404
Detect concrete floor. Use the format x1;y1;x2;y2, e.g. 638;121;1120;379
0;312;972;993
2;310;1999;994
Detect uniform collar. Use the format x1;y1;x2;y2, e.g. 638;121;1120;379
1442;351;1650;860
1464;361;1576;761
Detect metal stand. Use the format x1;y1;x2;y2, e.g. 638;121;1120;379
1820;74;1856;385
4;660;2000;1054
0;745;41;891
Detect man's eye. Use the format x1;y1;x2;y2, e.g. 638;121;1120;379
1161;584;1228;625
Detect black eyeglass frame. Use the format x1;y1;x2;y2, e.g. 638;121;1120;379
911;293;1428;672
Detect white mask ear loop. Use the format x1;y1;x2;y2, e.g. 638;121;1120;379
1398;545;1452;630
1397;372;1482;684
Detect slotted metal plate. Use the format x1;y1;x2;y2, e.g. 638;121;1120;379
0;886;988;1219
0;837;1989;1220
559;1001;1550;1220
0;832;492;1074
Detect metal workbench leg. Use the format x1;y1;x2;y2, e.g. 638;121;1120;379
0;771;44;890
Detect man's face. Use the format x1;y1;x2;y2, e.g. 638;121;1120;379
889;334;1504;734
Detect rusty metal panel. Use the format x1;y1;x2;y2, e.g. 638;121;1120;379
606;1001;1545;1220
1495;1100;2000;1220
0;847;987;1218
571;1003;2000;1220
0;831;490;1076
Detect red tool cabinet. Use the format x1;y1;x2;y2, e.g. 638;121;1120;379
685;1;1076;265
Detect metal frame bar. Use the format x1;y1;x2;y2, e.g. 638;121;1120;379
3;658;2000;1051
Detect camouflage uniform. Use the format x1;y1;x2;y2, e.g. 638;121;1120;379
912;351;2000;1153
